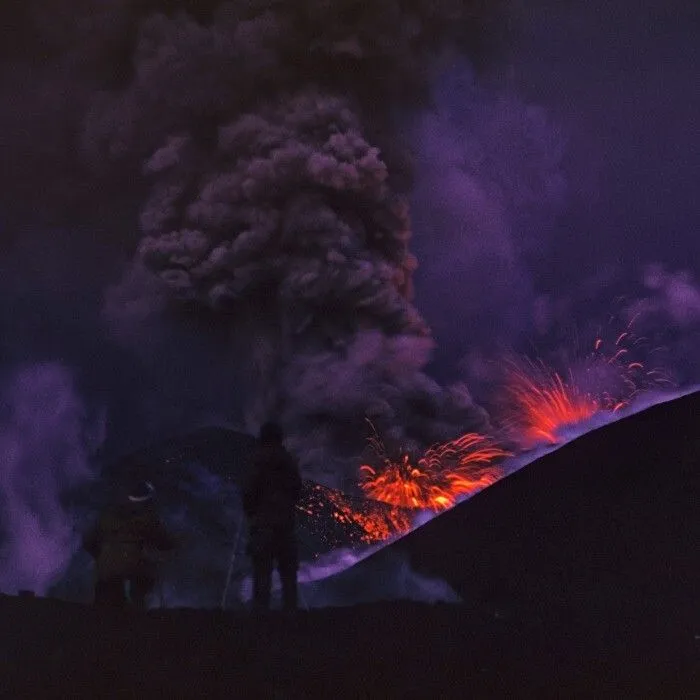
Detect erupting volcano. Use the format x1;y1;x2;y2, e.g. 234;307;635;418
0;0;694;652
499;314;674;448
501;360;599;447
359;422;510;512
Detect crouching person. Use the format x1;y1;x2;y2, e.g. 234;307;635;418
84;480;175;609
243;422;302;612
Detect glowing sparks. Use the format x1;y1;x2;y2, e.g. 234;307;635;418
324;488;412;544
501;314;675;447
501;360;599;447
359;424;510;512
296;483;412;546
293;312;675;554
587;312;675;410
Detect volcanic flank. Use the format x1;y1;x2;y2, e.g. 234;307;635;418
3;390;699;697
309;389;700;613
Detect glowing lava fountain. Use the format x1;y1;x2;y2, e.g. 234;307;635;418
500;317;673;448
501;361;599;447
359;425;511;512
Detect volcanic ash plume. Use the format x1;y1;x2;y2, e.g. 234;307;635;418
85;3;499;482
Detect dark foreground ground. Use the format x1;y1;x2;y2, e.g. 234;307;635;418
1;594;697;699
2;391;699;698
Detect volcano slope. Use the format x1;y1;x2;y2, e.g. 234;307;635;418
311;389;700;618
2;391;699;698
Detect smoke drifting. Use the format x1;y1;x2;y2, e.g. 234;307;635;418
0;364;103;594
410;0;699;392
408;61;569;381
260;546;461;609
636;265;700;329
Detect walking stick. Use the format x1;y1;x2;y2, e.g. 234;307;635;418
221;509;245;610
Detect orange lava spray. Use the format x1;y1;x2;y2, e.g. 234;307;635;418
500;359;599;447
500;312;674;447
359;421;510;511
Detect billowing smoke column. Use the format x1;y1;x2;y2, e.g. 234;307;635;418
0;364;102;594
77;1;503;483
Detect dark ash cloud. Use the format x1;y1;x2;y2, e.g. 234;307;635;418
0;0;508;484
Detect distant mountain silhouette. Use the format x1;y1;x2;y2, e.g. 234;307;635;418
99;425;257;485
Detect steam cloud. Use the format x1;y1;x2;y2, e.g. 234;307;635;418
636;265;700;328
0;364;102;594
408;62;569;383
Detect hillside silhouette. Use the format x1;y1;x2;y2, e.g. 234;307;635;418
311;390;700;618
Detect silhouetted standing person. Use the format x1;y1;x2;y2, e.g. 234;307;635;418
84;480;175;609
243;422;302;611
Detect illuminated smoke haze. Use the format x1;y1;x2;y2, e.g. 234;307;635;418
0;364;103;594
409;0;699;396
